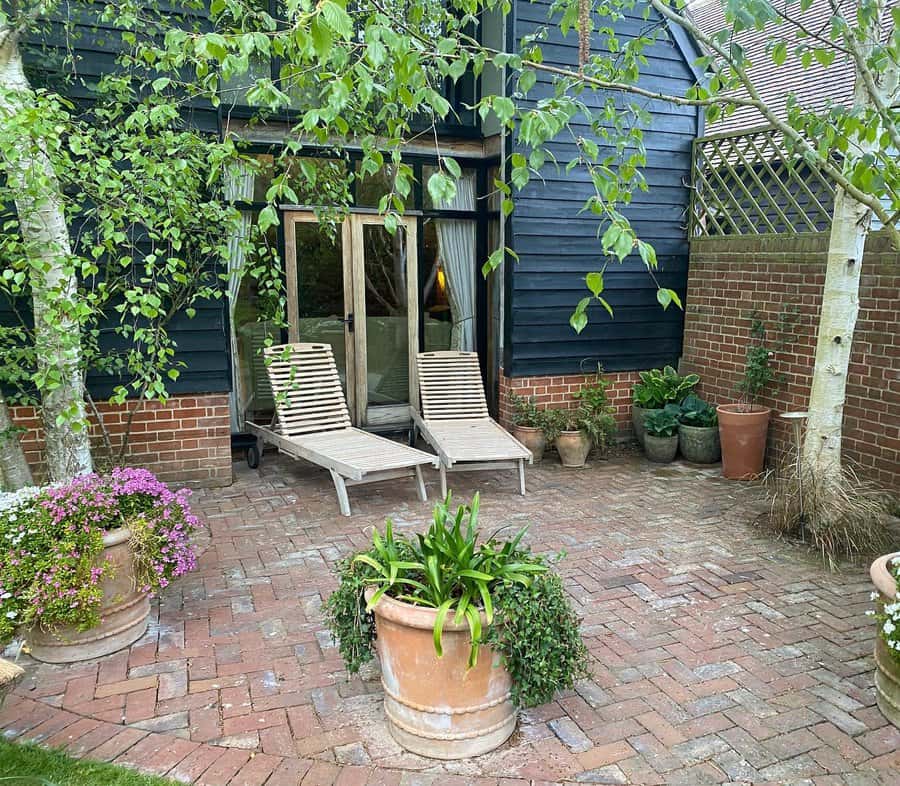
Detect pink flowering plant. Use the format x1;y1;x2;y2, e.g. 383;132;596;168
0;467;198;643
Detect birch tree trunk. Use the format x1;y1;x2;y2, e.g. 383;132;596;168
0;30;93;482
801;189;871;484
0;392;33;490
800;13;893;486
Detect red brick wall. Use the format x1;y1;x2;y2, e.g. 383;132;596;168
681;232;899;488
498;369;643;435
10;393;232;488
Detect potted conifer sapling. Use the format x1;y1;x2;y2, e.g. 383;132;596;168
718;322;774;479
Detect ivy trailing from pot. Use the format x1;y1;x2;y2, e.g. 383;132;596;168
324;494;589;757
0;468;198;662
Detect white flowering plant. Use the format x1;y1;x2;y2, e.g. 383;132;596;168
868;557;900;660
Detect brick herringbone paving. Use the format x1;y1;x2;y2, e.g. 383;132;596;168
3;453;899;785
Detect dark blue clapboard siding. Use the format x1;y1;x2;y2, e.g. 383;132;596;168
10;3;231;399
506;0;701;377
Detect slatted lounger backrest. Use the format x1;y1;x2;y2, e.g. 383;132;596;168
417;351;490;421
263;343;352;436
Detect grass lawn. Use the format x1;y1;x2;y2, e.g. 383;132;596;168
0;741;179;785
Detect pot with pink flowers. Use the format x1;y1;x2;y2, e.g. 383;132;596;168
0;468;199;663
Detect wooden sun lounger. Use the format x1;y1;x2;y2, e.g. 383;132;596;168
411;351;532;497
246;343;439;516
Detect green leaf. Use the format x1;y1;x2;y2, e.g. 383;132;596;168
585;271;604;297
258;205;279;231
656;288;672;310
433;599;454;657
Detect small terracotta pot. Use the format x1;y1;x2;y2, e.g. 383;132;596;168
368;591;515;759
555;430;592;468
631;405;656;448
679;424;721;464
28;528;150;664
644;434;678;463
871;553;900;729
717;404;771;479
512;425;546;464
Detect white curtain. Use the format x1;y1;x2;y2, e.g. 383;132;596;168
224;162;255;432
435;173;476;351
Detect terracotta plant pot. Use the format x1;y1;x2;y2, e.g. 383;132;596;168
631;405;656;448
555;430;592;468
644;434;678;463
28;528;150;664
717;404;771;479
369;591;516;759
871;553;900;729
679;424;721;464
512;425;546;464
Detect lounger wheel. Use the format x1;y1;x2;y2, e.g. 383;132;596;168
246;444;260;469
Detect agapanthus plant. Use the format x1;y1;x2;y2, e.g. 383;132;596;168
869;556;900;662
0;468;198;643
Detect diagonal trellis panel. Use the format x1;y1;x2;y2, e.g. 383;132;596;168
690;125;836;237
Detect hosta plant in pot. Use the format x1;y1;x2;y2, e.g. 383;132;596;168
678;395;721;464
868;553;900;728
632;366;699;447
719;323;774;479
642;405;680;463
325;494;588;759
0;468;198;663
508;392;548;463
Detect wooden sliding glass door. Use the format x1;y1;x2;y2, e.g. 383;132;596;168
283;210;419;428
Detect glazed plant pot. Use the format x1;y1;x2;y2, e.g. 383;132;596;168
555;430;592;468
679;424;721;464
717;404;771;480
631;405;656;448
512;425;546;464
28;528;150;664
369;591;516;759
871;553;900;729
644;434;678;463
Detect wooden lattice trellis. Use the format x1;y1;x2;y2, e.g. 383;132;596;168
690;125;836;237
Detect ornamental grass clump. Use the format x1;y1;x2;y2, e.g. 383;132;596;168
325;494;589;708
0;468;198;643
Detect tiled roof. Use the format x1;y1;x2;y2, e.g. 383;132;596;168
686;0;881;134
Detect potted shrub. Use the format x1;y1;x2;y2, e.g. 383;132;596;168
631;366;699;447
869;552;900;728
0;468;198;663
325;494;588;759
508;392;547;463
572;368;618;459
678;394;721;464
643;405;680;463
718;325;774;479
543;408;593;468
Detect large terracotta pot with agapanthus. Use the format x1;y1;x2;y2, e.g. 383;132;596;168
870;553;900;728
0;468;198;664
325;494;588;760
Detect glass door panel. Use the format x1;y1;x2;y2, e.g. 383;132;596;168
350;216;418;427
284;215;355;411
283;211;417;428
363;223;409;411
